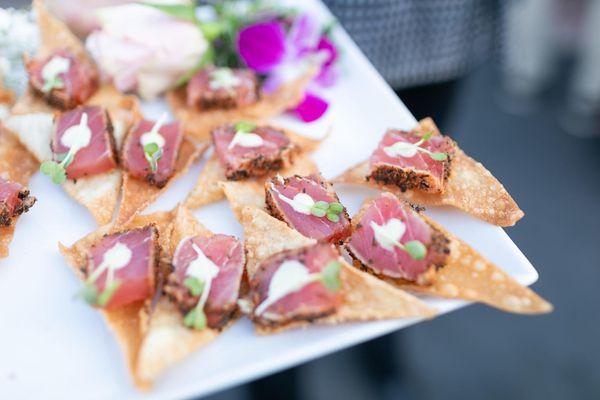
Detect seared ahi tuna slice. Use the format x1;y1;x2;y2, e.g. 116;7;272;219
187;67;259;110
26;49;98;110
346;193;449;285
165;234;245;330
0;177;36;227
51;105;117;180
265;174;351;244
368;129;455;194
122;116;183;188
82;226;158;310
212;122;296;180
249;243;342;327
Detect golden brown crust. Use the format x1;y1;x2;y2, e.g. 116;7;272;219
168;68;317;142
117;138;206;225
335;118;524;227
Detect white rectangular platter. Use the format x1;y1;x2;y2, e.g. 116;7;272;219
0;1;538;399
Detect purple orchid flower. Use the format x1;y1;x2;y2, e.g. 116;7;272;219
237;14;338;122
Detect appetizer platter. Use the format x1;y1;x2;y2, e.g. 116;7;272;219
0;1;551;399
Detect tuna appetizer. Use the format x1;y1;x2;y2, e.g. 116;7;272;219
187;67;259;110
368;129;455;194
345;193;552;314
0;177;36;227
346;192;449;285
165;234;245;330
122;114;183;188
40;105;117;184
25;48;98;110
248;243;343;328
336;118;524;227
212;121;297;180
265;174;351;244
79;225;159;309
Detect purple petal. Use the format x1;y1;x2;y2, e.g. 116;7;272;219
237;22;287;73
288;13;321;56
292;91;329;122
317;36;338;69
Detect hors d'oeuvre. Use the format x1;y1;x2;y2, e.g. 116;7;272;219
25;48;98;110
0;89;39;259
118;114;204;224
186;121;322;209
336;118;524;226
5;1;140;225
60;206;244;388
239;206;435;334
265;174;351;244
168;64;316;142
345;193;552;314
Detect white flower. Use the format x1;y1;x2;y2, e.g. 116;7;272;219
86;3;208;100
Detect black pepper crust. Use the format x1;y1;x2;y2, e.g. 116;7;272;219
225;143;298;181
264;174;352;245
0;188;36;227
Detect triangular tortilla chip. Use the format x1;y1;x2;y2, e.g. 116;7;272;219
0;123;39;258
346;196;552;314
239;206;435;334
58;211;174;389
168;68;317;142
116;139;206;225
185;129;322;209
135;206;235;387
335;118;524;227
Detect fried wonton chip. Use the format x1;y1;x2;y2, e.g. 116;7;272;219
347;196;552;314
240;206;436;334
185;126;323;209
135;206;237;388
58;211;174;389
116;140;207;225
168;68;317;142
0;116;39;259
335;118;524;227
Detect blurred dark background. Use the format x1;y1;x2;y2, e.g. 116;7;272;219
3;0;599;399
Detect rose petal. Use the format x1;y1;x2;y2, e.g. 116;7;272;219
292;91;329;122
237;22;287;73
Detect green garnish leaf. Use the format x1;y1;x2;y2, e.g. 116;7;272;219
41;76;63;93
235;121;256;133
328;202;344;213
141;2;198;23
421;131;433;142
314;201;329;210
97;280;122;307
404;240;427;260
326;212;340;223
310;206;327;218
429;152;448;161
144;143;163;172
76;282;99;306
184;308;207;330
320;261;341;292
184;277;205;297
199;21;227;41
40;160;67;185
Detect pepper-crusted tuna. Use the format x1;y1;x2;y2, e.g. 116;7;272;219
187;67;259;110
122;117;183;188
52;105;117;180
0;177;36;227
346;193;449;285
212;123;297;180
83;226;159;310
165;234;245;330
26;49;98;110
368;129;455;194
265;174;351;244
249;243;342;327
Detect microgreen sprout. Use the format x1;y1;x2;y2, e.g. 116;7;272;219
370;220;428;260
42;76;64;93
320;260;341;292
141;114;167;172
310;201;344;222
383;131;448;161
143;143;163;172
183;276;209;331
235;121;256;133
